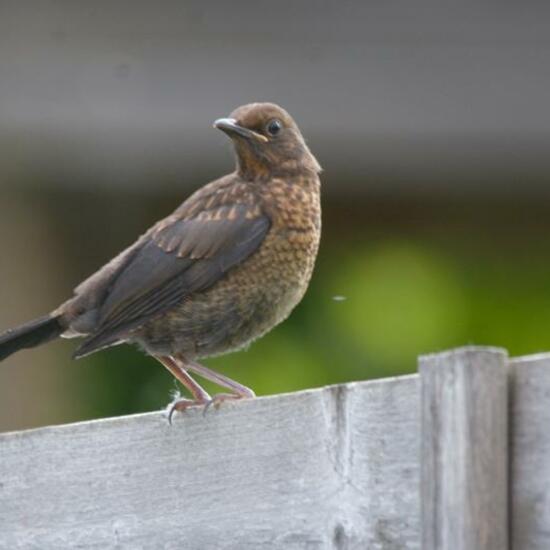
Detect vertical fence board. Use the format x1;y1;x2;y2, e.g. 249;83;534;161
510;353;550;550
347;375;421;548
420;346;509;550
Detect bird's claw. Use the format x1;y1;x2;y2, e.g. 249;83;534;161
167;386;256;422
166;397;208;425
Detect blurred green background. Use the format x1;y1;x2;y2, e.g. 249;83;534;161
1;1;550;431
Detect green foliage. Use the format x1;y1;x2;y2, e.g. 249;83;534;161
78;234;550;420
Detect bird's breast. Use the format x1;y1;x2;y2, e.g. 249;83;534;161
253;174;321;308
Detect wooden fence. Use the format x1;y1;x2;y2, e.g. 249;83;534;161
0;346;549;549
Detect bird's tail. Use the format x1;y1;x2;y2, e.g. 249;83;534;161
0;315;64;361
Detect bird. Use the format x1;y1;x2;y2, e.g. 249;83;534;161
0;102;322;421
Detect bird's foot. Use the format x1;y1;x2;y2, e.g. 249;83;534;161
203;390;255;415
166;396;209;425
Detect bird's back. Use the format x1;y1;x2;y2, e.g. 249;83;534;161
59;173;266;353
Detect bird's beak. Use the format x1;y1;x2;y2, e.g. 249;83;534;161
214;118;268;143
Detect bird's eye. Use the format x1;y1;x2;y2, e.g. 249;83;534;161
266;119;283;136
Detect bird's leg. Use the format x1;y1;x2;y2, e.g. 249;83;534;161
156;355;211;423
177;356;256;411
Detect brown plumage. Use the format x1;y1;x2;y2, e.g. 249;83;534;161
0;102;322;419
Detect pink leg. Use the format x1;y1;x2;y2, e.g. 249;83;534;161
173;354;256;412
156;355;211;423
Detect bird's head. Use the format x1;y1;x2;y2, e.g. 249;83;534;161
214;102;321;180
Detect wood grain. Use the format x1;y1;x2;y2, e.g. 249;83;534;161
510;353;550;550
0;377;421;549
420;346;509;550
7;346;550;550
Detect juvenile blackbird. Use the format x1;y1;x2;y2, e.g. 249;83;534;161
0;102;322;419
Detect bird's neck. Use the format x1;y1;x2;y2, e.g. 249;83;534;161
237;157;321;182
236;149;271;181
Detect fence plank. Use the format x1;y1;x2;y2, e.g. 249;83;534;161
510;353;550;550
419;346;509;550
0;377;421;550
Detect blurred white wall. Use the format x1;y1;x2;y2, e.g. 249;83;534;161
0;0;549;194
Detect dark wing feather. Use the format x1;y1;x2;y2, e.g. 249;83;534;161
74;202;270;357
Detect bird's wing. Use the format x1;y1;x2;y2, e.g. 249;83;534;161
74;199;270;357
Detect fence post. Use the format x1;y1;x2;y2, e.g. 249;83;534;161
419;346;509;550
510;353;550;550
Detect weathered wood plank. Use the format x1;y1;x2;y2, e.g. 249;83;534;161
419;346;509;550
510;353;550;550
0;377;421;550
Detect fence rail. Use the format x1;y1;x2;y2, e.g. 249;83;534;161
1;346;549;549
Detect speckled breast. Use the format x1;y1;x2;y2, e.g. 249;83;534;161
138;174;321;359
